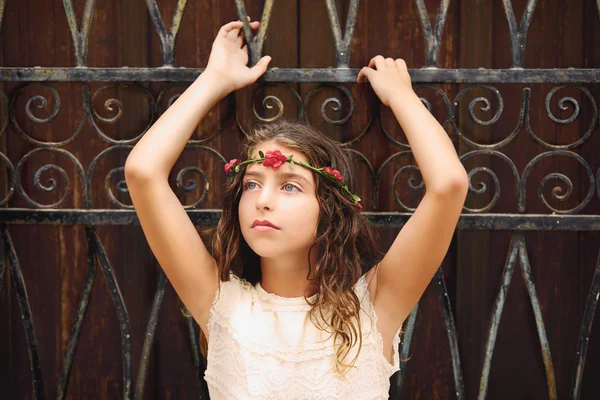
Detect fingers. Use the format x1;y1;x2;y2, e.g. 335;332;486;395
236;21;260;47
228;16;251;41
368;55;386;70
234;29;244;46
369;55;406;69
359;56;407;84
357;66;373;84
218;20;243;38
367;55;407;71
221;17;260;47
395;58;407;70
227;23;242;41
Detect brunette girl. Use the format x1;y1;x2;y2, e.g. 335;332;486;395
125;17;468;400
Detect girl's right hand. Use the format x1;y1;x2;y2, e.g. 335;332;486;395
205;18;272;95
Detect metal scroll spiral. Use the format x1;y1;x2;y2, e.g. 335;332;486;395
88;84;156;145
519;150;595;214
250;83;302;124
451;85;522;150
104;166;131;209
392;165;425;212
176;166;209;209
459;151;520;213
174;145;229;209
10;83;86;147
302;84;354;125
15;148;86;208
526;86;597;150
375;151;424;211
302;84;371;145
85;145;133;209
255;95;284;123
465;88;503;126
547;87;580;124
25;86;60;123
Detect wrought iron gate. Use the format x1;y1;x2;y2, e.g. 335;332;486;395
1;0;599;399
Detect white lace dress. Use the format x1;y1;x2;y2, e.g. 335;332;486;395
204;272;403;400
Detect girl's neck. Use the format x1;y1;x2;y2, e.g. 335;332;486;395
259;249;319;298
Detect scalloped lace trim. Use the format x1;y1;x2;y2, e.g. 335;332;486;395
205;335;391;400
209;311;387;363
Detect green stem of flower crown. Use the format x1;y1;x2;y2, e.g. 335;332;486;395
233;154;361;204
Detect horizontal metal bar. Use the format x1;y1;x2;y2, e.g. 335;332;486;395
0;67;598;83
1;209;599;231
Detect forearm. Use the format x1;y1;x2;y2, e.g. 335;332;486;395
389;88;467;193
125;70;229;180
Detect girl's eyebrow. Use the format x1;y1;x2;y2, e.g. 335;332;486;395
244;170;312;186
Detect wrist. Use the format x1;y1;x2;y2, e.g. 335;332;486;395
195;68;234;101
389;85;418;107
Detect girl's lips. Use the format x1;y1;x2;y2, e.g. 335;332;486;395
252;225;279;232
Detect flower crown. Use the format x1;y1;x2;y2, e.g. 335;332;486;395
224;149;362;212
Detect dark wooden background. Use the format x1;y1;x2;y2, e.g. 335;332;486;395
1;0;599;399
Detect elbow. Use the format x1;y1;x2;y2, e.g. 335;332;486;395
125;151;168;182
124;158;154;183
124;158;141;182
430;170;469;198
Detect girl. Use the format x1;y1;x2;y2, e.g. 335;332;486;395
125;17;468;400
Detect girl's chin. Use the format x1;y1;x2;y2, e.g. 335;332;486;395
246;242;300;259
247;243;282;256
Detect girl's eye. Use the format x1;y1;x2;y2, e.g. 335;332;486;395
283;183;300;192
244;181;258;190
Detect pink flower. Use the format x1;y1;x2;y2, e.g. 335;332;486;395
224;159;241;174
357;203;363;212
262;150;288;170
323;167;343;181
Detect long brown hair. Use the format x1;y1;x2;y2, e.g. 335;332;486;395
200;119;385;375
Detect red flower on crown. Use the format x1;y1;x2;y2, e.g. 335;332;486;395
323;166;343;181
262;150;288;169
224;159;241;174
357;203;363;212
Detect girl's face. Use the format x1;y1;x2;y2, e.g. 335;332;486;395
238;140;320;258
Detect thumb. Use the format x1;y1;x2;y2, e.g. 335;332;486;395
249;56;272;82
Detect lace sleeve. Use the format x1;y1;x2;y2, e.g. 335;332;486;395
207;272;253;335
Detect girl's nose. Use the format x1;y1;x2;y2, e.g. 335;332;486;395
256;185;274;210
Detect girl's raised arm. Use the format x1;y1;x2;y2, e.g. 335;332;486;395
124;18;271;337
358;56;469;333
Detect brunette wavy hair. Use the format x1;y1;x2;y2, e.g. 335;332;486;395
197;119;388;376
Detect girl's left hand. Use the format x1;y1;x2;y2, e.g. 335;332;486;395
357;56;413;107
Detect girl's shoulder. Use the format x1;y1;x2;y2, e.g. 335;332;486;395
211;272;254;307
224;270;253;286
208;271;254;330
217;271;254;298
